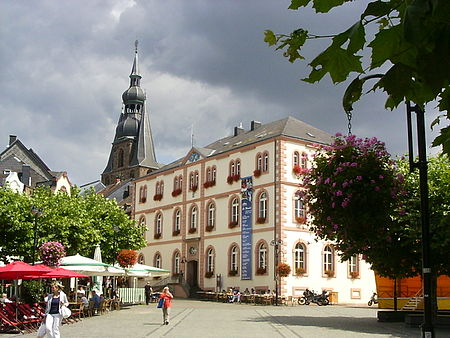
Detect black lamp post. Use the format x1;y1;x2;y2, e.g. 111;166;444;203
270;239;283;306
30;206;42;265
112;225;119;265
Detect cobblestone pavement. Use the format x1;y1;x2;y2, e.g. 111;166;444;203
2;299;448;338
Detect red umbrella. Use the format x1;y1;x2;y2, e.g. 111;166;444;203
22;265;88;279
0;261;50;280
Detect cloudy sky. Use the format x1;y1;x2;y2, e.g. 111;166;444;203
0;0;441;185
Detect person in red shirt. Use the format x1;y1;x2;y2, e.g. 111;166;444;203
160;287;173;325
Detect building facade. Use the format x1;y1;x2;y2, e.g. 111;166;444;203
134;117;376;304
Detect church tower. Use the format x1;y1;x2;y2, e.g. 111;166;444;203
101;41;159;185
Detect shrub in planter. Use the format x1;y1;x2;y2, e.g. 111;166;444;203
228;221;238;229
227;176;234;184
277;263;291;277
228;270;238;276
253;169;261;177
205;271;214;278
256;267;267;275
188;227;197;234
39;241;65;267
256;217;266;224
140;197;147;203
153;194;163;201
324;270;335;278
233;174;240;182
154;233;162;239
117;249;138;268
295;267;306;276
171;189;182;197
349;271;360;279
205;225;214;232
172;229;180;236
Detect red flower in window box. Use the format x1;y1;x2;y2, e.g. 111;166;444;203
349;271;359;279
190;185;198;192
117;249;138;268
154;233;162;239
172;229;180;236
140;197;147;203
256;267;267;275
188;227;197;234
233;174;240;182
295;216;307;224
205;271;214;278
153;194;163;201
256;217;266;224
228;221;238;229
253;169;261;177
203;181;211;188
171;189;182;197
227;176;234;184
293;165;309;177
205;225;214;232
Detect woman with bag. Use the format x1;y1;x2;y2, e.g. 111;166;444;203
39;281;69;338
159;287;173;325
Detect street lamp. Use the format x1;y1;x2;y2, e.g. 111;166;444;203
180;256;187;284
270;239;283;306
112;225;119;265
30;206;42;265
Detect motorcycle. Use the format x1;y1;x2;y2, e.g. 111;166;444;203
368;292;378;306
299;289;330;306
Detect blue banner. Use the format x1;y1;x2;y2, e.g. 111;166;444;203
240;176;253;280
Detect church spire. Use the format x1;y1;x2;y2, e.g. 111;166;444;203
130;40;141;87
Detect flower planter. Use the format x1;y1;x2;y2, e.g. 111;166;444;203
117;249;137;268
227;176;234;184
349;271;360;279
233;174;240;182
205;225;214;232
324;270;335;278
253;169;261;177
205;271;214;278
39;242;65;267
171;189;182;197
277;263;291;277
256;217;266;224
295;267;306;276
228;221;238;229
154;233;162;239
190;185;198;192
256;268;267;275
153;194;163;201
140;197;147;203
172;230;180;236
188;227;197;234
228;270;238;277
295;216;306;224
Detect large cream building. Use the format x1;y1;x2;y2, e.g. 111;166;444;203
134;117;376;304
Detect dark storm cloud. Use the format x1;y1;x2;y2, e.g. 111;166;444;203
0;1;440;185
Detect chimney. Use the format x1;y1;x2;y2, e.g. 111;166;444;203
250;121;262;131
22;164;31;186
9;135;17;146
233;123;245;136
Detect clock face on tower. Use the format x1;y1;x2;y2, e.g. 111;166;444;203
189;152;200;163
189;246;197;255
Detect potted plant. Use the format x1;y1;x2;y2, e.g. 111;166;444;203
172;229;180;236
256;267;267;275
140;196;147;203
171;189;182;197
295;216;307;224
253;169;261;177
188;227;197;234
228;221;238;229
295;267;306;276
256;217;266;224
153;194;163;201
205;225;214;232
117;249;138;268
277;263;291;277
205;271;214;278
154;233;162;239
227;176;234;184
324;270;335;278
228;269;238;276
349;271;360;279
233;174;240;182
39;241;66;267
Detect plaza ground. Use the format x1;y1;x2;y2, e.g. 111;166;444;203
3;299;448;337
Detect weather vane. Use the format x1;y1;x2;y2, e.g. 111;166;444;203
135;39;138;53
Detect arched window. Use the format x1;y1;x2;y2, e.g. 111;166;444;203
323;245;334;274
174;209;181;232
206;248;214;273
294;192;306;218
300;152;308;169
230;245;238;272
207;202;215;227
206;167;212;182
190;206;197;230
155;182;160;195
194;171;199;187
160;181;164;195
263;152;269;172
179;175;183;189
293;151;300;166
236;160;241;176
154;253;161;269
256;153;262;170
173;176;178;191
230;161;235;176
138;253;145;264
118;149;124;168
189;172;194;190
231;197;239;224
258;243;267;270
349;255;359;275
294;243;306;271
139;216;146;239
155;213;163;234
173;252;180;275
212;167;216;182
258;192;267;220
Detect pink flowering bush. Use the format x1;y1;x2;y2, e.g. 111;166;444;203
39;242;66;267
302;134;405;261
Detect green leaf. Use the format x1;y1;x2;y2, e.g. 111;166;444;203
304;46;363;83
369;25;402;69
264;30;277;46
432;126;450;155
289;0;311;10
342;77;363;113
332;21;366;53
362;1;395;19
313;0;348;13
403;0;431;45
377;64;414;108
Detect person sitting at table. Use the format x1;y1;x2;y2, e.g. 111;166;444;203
232;289;241;303
243;288;250;295
251;288;255;294
227;288;234;303
77;286;86;298
1;293;12;303
90;290;101;310
80;295;89;309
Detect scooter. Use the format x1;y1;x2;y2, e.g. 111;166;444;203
368;292;378;306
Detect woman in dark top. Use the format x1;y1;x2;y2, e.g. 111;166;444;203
44;281;69;338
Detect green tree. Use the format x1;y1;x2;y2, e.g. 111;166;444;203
265;0;450;154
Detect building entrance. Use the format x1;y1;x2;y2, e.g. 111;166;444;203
186;260;198;288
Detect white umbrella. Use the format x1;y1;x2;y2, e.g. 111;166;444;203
60;253;109;275
126;263;170;277
93;245;103;294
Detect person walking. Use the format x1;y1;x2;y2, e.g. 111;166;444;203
43;281;69;338
159;287;173;325
144;282;153;305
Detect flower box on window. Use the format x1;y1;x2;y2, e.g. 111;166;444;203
256;217;266;224
190;185;198;192
227;176;234;184
153;194;163;201
293;165;309;177
140;197;147;203
205;271;214;278
154;233;162;239
228;270;238;277
277;263;291;277
349;271;359;279
256;267;267;275
172;229;180;236
233;174;240;182
295;216;307;224
324;270;335;278
203;180;216;188
188;227;197;234
253;169;261;177
228;221;238;229
295;267;306;276
205;225;214;232
171;189;182;197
